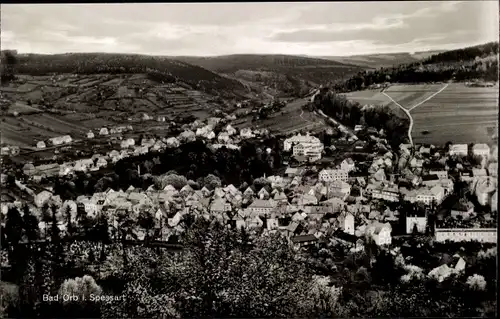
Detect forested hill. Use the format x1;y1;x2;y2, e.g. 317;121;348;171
8;53;249;99
333;42;499;92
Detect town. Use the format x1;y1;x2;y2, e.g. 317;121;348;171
0;2;498;318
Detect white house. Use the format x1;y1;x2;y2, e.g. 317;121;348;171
341;158;356;172
406;216;427;234
36;141;46;149
449;144;468;156
86;131;94;139
488;162;497;177
319;169;348;183
247;199;277;216
475;176;496;206
240;128;254;139
328;181;351;198
48;135;72;146
120;138;135;149
166;137;180;148
367;222;392;246
99;127;109;136
371;185;400;202
416;185;445;205
472;144;490;158
338;212;355;235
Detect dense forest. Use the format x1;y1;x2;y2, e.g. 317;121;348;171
333;42;499;92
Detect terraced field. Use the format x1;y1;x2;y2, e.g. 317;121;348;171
1;73;232;147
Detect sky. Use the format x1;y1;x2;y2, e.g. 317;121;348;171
1;1;498;57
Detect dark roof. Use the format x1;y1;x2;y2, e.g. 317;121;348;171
292;234;318;243
422;174;439;181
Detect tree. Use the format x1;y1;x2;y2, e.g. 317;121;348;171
5;206;23;247
22;205;39;243
58;275;102;317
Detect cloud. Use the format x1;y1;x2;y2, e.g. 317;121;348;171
0;2;497;57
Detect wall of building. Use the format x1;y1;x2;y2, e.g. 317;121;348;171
435;228;497;243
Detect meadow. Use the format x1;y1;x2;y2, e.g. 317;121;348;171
344;82;498;145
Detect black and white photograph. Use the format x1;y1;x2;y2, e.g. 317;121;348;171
0;1;498;318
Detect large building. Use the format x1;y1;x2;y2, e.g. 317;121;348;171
435;228;497;243
371;185;400;202
472;143;491;158
319;169;349;183
448;144;468;156
293;142;324;162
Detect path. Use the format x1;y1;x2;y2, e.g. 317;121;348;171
382;83;449;146
407;83;449;111
382;91;414;145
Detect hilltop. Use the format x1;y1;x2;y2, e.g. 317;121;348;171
174;54;363;98
9;52;249;100
333;42;499;92
318;50;445;69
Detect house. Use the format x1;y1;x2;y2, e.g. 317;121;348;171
48;135;72;146
416;185;444;205
354;125;364;132
319;169;348;183
120;138;135;149
258;187;270;200
338;212;355;235
291;234;318;248
273;192;288;203
295;193;318;206
472;143;490;157
99;127;109;136
422;174;440;187
367;222;392;246
285;167;304;177
247;199;277;216
288;134;324;162
96;158;108;168
243;186;256;198
217;132;231;144
488;162;497;177
373;169;386;182
327;181;351;198
35;190;52;208
406;215;427;234
166;137;180;148
240;128;254;139
449;144;468;156
460;171;473;182
266;217;279;230
450;203;475;220
36;141;46;149
341;158;355;172
178;130;196;143
371;185;399;202
429;170;448;179
471;170;487;180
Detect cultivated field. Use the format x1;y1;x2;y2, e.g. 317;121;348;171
342;89;409;119
410;83;498;145
344;82;499;145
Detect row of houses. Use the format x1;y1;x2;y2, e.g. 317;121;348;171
36;135;73;149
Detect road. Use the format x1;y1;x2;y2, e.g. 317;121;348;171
382;83;449;146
